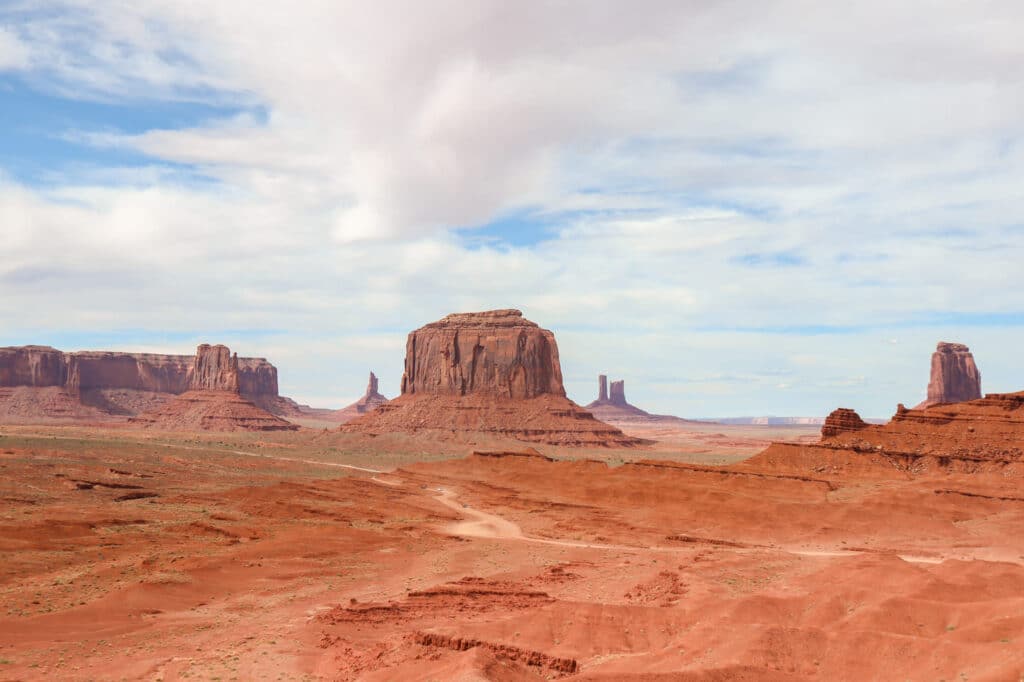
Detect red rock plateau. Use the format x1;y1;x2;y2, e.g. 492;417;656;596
915;341;982;409
129;344;298;432
0;343;313;422
585;374;698;425
334;372;390;423
344;310;642;446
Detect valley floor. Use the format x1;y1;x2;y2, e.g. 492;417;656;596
0;425;1021;680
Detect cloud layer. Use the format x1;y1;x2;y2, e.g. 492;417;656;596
1;1;1022;414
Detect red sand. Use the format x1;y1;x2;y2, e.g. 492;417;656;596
1;428;1022;680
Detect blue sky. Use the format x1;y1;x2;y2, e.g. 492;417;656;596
1;2;1022;415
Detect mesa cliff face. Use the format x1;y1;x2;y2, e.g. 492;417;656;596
345;310;641;447
919;342;981;408
400;309;565;400
191;344;240;392
129;344;297;432
0;346;66;387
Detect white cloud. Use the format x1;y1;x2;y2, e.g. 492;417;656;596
0;27;29;70
1;2;1023;415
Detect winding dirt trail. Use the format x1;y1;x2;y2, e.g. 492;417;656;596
429;486;1005;565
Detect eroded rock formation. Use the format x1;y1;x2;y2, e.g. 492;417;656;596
749;392;1024;477
918;342;982;408
609;380;626;407
585;374;692;424
344;310;641;446
191;344;240;392
334;371;390;422
0;346;66;387
129;344;297;432
820;408;868;439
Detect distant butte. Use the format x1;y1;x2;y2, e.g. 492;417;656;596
334;371;390;423
915;341;982;409
585;374;698;425
343;310;643;446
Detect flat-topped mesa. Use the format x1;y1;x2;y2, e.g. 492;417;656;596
598;374;608;402
919;341;981;408
400;309;565;400
820;408;868;439
344;310;642;447
191;344;240;392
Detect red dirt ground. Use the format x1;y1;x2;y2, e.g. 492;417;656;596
0;427;1022;681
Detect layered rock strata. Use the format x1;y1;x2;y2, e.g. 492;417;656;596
344;310;641;446
820;408;868;438
748;393;1024;477
129;344;297;432
0;343;295;421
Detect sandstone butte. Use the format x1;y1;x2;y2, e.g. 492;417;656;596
342;309;642;446
333;371;390;423
915;341;982;409
129;344;298;432
0;343;320;423
585;374;696;425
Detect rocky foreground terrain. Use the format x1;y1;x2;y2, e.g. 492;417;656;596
0;413;1021;680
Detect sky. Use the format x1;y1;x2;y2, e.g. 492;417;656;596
1;1;1022;417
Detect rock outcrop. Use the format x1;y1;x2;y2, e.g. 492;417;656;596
917;342;982;408
748;392;1024;477
333;372;390;423
344;310;641;446
820;408;868;438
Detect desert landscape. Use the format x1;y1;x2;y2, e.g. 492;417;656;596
1;313;1021;681
3;4;1022;680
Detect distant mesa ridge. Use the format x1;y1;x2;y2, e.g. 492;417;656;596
0;344;278;401
0;343;307;427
